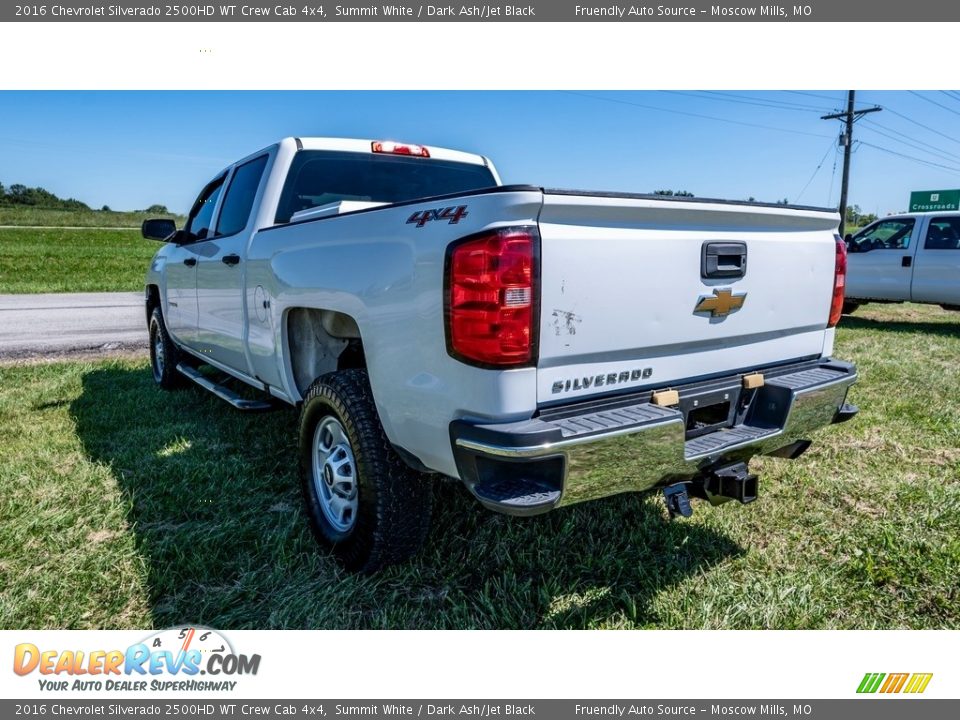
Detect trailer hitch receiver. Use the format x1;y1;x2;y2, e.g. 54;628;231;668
702;462;758;506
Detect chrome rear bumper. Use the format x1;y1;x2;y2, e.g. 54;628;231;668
450;359;857;516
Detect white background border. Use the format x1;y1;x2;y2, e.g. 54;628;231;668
1;18;957;703
0;22;955;90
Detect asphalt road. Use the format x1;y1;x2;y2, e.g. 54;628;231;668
0;292;147;359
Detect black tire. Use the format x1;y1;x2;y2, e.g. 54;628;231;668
148;306;185;390
842;301;861;315
298;369;432;572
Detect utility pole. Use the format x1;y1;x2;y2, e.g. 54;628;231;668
822;91;881;238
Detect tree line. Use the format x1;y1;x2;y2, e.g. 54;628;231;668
0;182;168;214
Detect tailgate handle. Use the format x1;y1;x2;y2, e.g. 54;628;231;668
702;241;747;279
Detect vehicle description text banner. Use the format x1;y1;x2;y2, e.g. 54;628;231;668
3;701;960;720
6;0;960;22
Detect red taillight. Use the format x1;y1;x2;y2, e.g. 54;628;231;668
371;140;430;158
828;235;847;327
446;228;538;367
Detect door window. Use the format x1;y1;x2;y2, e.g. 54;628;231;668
924;217;960;250
216;155;269;237
850;218;915;252
185;175;226;241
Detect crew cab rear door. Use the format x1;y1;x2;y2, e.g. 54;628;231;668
165;174;226;345
911;215;960;305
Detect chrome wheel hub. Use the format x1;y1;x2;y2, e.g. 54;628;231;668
312;416;358;533
152;329;165;379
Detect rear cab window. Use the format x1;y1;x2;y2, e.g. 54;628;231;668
924;216;960;249
216;154;269;237
274;150;497;224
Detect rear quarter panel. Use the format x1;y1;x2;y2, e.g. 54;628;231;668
246;188;544;477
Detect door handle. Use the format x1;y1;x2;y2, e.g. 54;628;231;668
222;254;241;266
183;257;197;267
902;256;912;268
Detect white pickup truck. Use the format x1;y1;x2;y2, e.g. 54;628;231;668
844;211;960;312
143;137;858;571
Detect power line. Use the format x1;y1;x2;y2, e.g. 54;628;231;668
659;90;823;113
784;90;845;102
880;105;960;148
859;121;960;164
562;91;833;139
908;91;960;117
795;138;837;203
858;141;960;174
700;91;827;111
861;119;960;162
827;142;839;207
939;91;960;105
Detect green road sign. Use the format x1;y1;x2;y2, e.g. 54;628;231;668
909;189;960;212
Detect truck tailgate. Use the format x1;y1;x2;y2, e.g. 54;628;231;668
536;192;840;404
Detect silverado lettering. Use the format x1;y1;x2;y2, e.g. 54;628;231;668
551;368;653;394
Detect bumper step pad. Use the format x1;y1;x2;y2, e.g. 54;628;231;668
684;424;777;459
471;476;562;511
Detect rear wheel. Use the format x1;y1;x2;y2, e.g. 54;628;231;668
298;369;432;572
148;307;185;390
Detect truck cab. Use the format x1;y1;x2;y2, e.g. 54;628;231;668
845;212;960;310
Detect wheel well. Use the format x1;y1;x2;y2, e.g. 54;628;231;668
287;308;366;397
145;285;160;326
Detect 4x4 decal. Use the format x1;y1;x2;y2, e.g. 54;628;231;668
406;205;469;228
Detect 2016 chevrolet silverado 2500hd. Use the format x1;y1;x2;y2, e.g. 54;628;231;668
844;211;960;313
142;137;858;572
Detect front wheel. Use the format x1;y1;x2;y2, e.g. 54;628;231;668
298;369;432;572
148;307;185;390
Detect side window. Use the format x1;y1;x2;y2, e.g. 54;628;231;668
850;218;915;252
216;155;269;237
186;175;225;241
924;217;960;250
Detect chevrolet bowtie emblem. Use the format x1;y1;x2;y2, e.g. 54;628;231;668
694;288;747;317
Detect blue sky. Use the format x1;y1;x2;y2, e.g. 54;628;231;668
1;91;958;216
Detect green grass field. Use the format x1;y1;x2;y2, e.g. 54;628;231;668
0;302;957;630
0;227;157;293
0;206;184;229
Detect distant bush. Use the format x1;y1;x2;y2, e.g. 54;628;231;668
654;189;695;197
0;183;90;210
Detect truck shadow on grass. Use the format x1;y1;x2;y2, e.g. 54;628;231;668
70;365;743;630
841;315;960;338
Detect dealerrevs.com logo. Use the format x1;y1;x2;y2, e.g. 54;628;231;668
857;672;933;694
13;627;260;693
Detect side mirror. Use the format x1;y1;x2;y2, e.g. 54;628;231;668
141;218;177;242
844;233;853;243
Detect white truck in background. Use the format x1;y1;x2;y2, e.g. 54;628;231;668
143;137;858;572
844;211;960;312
